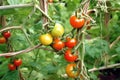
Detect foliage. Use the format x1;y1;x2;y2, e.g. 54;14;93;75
0;0;120;80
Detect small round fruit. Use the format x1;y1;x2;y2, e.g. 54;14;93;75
39;33;53;45
0;37;6;44
14;59;22;67
64;49;78;62
66;63;79;78
3;31;11;39
8;64;16;71
70;15;85;28
48;0;53;3
52;38;65;50
51;23;64;37
65;38;77;48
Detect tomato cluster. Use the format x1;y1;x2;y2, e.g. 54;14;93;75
64;38;79;78
8;59;22;71
0;31;11;44
39;23;64;46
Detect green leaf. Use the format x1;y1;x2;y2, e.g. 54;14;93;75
115;47;120;53
1;70;20;80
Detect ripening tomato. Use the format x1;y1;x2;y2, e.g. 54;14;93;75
64;49;78;62
3;31;11;39
52;38;65;50
51;23;64;37
65;37;77;48
66;63;79;78
8;64;16;71
0;37;6;44
14;59;22;67
39;33;53;45
70;15;85;28
48;0;53;3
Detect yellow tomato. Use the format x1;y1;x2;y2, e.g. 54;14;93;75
39;33;53;45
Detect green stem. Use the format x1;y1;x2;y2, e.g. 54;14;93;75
21;28;34;46
35;5;54;23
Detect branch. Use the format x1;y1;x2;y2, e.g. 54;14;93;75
0;4;34;10
88;63;120;72
0;26;22;32
109;8;120;11
0;44;41;57
0;44;54;57
35;5;54;23
110;36;120;49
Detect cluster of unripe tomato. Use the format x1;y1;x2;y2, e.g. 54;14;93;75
8;59;22;71
0;31;11;44
39;12;89;78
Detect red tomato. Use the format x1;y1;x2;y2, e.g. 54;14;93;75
48;0;53;3
64;49;78;62
66;63;79;78
0;37;6;44
3;31;11;39
8;64;16;71
52;38;65;50
5;56;11;58
65;37;77;48
70;15;85;28
14;59;22;67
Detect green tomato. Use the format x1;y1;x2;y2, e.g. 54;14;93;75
51;23;64;37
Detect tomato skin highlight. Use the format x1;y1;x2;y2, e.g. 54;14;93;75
51;23;64;37
70;15;85;28
14;59;22;67
3;31;11;39
39;33;53;45
64;49;78;62
52;38;65;50
65;38;77;48
8;64;16;71
0;37;6;44
66;63;79;78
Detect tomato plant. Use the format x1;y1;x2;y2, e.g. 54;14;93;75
0;37;6;44
0;0;119;80
65;37;77;48
39;33;53;45
52;38;65;50
70;15;85;28
8;64;16;71
3;31;11;39
51;23;64;37
66;63;79;78
14;59;22;67
64;49;78;62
